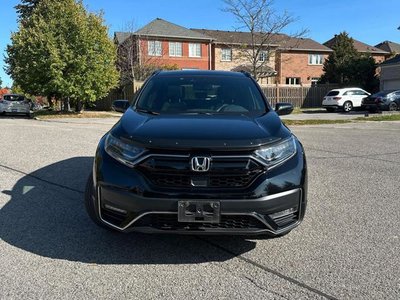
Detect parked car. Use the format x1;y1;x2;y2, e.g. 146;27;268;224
85;70;307;238
322;88;370;112
361;90;400;112
112;99;130;113
0;94;31;116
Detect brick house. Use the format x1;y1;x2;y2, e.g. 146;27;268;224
324;36;390;64
275;37;332;86
115;18;213;76
193;29;332;86
191;29;278;85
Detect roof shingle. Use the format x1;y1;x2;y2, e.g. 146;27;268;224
375;41;400;54
324;36;389;55
134;18;212;40
191;29;331;52
114;32;132;44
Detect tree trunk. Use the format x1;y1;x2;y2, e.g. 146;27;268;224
75;100;83;113
63;97;70;112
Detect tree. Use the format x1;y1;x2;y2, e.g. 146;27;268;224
6;0;119;111
223;0;306;81
0;76;2;88
15;0;41;22
320;32;379;91
347;55;379;92
320;32;359;84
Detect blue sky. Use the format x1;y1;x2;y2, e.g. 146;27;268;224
1;0;399;87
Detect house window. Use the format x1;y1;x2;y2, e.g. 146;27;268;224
189;43;201;57
308;54;323;65
148;40;162;56
169;42;182;57
259;51;268;62
221;48;232;61
286;77;301;85
311;77;320;85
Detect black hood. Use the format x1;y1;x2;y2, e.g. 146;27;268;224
112;108;291;150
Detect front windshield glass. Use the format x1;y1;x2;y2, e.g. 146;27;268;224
136;75;267;115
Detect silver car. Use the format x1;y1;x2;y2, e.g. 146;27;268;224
0;94;31;116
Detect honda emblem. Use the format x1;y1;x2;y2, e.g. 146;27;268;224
191;157;211;172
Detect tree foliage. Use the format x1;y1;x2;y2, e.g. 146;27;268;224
15;0;41;21
320;32;379;91
6;0;119;106
320;32;358;84
223;0;306;81
0;76;2;88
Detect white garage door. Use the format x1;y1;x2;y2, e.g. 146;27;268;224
384;80;400;90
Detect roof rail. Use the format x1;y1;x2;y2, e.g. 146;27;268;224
239;70;252;78
150;69;162;77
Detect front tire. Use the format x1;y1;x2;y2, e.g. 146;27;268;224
389;102;398;111
343;101;353;112
326;107;335;112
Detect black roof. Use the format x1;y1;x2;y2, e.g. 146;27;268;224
155;70;250;77
380;54;400;66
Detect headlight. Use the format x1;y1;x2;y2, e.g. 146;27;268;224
255;136;297;167
104;134;145;167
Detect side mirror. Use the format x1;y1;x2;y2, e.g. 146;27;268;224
275;103;294;116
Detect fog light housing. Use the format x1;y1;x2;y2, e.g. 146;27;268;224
269;207;297;220
104;204;128;215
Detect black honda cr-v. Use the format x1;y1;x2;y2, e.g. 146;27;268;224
85;70;307;237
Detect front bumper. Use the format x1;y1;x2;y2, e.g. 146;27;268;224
0;106;30;114
361;103;389;111
92;137;307;236
322;103;341;109
97;186;305;235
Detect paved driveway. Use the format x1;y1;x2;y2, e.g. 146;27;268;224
0;117;399;299
281;110;376;120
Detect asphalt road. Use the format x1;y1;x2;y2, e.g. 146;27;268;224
0;116;399;299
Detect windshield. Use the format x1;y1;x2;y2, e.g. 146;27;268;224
136;75;267;115
3;95;25;101
372;91;395;97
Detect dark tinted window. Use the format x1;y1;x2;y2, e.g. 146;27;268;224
3;95;25;101
372;90;396;97
326;91;339;96
136;75;267;115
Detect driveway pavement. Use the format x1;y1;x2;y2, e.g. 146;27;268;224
0;117;399;299
280;109;378;120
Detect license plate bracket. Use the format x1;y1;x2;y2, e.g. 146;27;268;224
178;200;220;223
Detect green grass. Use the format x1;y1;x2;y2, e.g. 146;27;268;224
355;114;400;122
34;110;120;119
282;119;352;126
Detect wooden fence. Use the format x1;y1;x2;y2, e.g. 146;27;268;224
96;82;337;110
261;84;339;108
95;81;144;110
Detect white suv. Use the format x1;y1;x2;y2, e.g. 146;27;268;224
322;88;370;112
0;94;31;116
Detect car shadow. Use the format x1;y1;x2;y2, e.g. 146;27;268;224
0;114;32;119
0;157;256;264
301;109;378;115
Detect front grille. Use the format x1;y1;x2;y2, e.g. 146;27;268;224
133;214;267;231
137;155;264;189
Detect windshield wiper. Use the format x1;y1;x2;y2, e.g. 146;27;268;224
135;108;160;115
